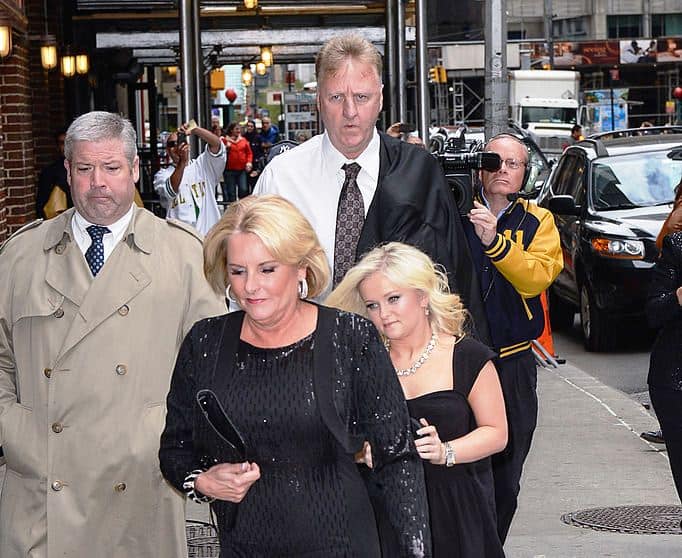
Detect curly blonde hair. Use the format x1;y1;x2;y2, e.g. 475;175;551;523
203;195;330;297
326;242;467;337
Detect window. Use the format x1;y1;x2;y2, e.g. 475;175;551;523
552;17;588;39
607;15;642;39
652;14;682;37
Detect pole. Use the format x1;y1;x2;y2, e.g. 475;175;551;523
484;0;508;138
191;0;204;128
415;0;429;144
396;0;408;123
385;0;398;125
544;0;554;69
179;0;198;157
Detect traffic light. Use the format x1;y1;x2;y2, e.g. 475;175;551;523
438;65;447;83
429;66;439;83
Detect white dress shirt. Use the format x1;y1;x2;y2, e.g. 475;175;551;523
72;204;134;268
254;129;381;285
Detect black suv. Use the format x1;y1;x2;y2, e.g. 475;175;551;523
537;127;682;351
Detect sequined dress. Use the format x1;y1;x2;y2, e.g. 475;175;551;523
160;306;431;558
406;337;504;558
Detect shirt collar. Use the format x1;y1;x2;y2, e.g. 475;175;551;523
72;204;135;241
321;128;380;183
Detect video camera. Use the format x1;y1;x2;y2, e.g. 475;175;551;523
430;128;501;215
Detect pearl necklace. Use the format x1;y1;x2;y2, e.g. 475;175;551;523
385;332;438;377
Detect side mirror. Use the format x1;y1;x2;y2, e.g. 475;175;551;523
548;195;580;216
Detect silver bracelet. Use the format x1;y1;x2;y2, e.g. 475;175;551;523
182;469;215;504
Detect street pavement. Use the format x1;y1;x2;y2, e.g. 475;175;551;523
1;358;680;556
504;360;681;557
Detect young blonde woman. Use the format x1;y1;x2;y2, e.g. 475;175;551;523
327;242;508;558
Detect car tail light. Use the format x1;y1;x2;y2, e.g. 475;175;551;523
591;238;644;259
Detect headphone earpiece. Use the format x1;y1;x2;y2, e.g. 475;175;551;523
487;132;532;192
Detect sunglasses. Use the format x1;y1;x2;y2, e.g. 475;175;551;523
166;141;178;148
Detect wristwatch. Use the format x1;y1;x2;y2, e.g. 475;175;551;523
444;442;456;467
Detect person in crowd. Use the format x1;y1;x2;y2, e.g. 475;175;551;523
641;177;682;445
243;119;265;190
563;124;583;149
464;133;563;541
259;116;280;152
385;121;425;147
327;242;507;557
211;114;224;137
295;131;310;143
254;33;489;343
35;128;72;219
154;121;225;235
0;111;225;558
646;230;682;522
222;122;254;203
159;195;431;557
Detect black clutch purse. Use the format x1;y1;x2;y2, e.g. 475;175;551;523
195;389;248;468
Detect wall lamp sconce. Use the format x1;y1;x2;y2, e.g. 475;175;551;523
41;43;58;70
75;53;89;75
241;64;253;86
61;54;76;77
243;0;258;8
260;46;273;67
0;25;12;59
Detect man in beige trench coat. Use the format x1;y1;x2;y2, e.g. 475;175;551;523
0;111;225;557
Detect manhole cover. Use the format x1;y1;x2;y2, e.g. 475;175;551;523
562;505;682;535
186;520;220;557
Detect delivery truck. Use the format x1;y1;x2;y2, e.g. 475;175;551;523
509;70;582;155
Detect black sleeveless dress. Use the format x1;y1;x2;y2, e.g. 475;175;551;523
406;337;505;558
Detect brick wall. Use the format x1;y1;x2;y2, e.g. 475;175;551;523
0;0;65;243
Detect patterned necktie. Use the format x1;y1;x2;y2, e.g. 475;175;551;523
85;225;111;277
333;162;364;287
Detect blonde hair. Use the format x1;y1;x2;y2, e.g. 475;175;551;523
326;242;467;337
316;33;383;86
203;195;330;297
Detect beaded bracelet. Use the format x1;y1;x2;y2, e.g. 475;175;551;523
182;469;215;504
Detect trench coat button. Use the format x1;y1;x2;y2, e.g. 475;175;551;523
51;422;63;433
114;482;127;493
53;308;64;318
55;244;65;255
44;368;52;378
51;480;64;491
117;305;129;316
115;364;127;376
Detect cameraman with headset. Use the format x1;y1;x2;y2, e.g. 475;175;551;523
464;133;563;543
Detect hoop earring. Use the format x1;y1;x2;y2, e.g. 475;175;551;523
298;278;309;300
226;284;238;303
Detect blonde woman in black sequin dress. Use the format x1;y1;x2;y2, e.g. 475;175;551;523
328;242;508;557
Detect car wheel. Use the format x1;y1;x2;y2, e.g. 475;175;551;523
580;284;614;351
549;290;575;331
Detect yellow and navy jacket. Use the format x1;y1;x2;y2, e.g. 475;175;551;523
464;196;563;359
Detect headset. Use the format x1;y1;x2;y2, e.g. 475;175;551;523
485;132;532;189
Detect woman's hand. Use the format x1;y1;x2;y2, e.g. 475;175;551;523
354;441;374;468
195;462;261;503
414;418;446;465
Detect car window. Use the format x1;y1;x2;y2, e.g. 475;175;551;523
552;154;579;196
590;151;682;210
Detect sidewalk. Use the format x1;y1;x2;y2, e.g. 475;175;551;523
504;361;681;557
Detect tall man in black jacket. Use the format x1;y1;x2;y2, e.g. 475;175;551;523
254;33;488;341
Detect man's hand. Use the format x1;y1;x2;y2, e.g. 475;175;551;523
468;200;498;247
